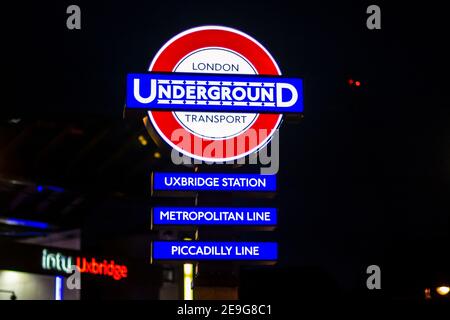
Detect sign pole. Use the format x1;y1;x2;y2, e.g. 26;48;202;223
192;172;239;300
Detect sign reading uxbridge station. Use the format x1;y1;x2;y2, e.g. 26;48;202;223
126;26;303;262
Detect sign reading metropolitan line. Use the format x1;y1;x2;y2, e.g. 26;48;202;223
127;73;303;113
152;207;277;226
152;172;276;192
152;241;277;261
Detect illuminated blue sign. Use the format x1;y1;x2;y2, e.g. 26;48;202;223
152;172;276;192
153;207;277;226
152;241;277;261
126;73;303;113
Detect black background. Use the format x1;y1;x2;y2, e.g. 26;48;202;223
2;0;449;302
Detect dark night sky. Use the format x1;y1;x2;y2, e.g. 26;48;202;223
3;0;449;298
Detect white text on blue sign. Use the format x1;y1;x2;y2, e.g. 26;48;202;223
152;172;276;192
152;241;277;261
127;73;303;113
153;207;277;226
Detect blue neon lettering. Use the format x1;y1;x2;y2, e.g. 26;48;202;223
153;173;276;192
126;73;303;113
152;241;278;260
153;207;277;226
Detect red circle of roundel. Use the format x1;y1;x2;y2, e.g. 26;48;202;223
147;26;283;162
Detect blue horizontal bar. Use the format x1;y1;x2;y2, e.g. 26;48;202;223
0;217;50;230
153;241;278;261
153;207;277;225
126;72;303;113
152;172;276;192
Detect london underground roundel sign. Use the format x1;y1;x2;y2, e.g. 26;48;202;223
128;26;303;162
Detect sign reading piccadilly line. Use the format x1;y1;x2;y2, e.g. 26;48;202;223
152;207;277;226
152;241;277;261
126;25;302;162
152;172;276;192
127;73;303;113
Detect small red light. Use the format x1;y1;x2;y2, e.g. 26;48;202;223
355;81;361;87
348;79;354;85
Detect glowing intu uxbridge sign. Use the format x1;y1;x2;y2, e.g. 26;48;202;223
153;207;277;226
152;172;276;192
41;249;128;281
127;73;303;113
152;241;277;261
